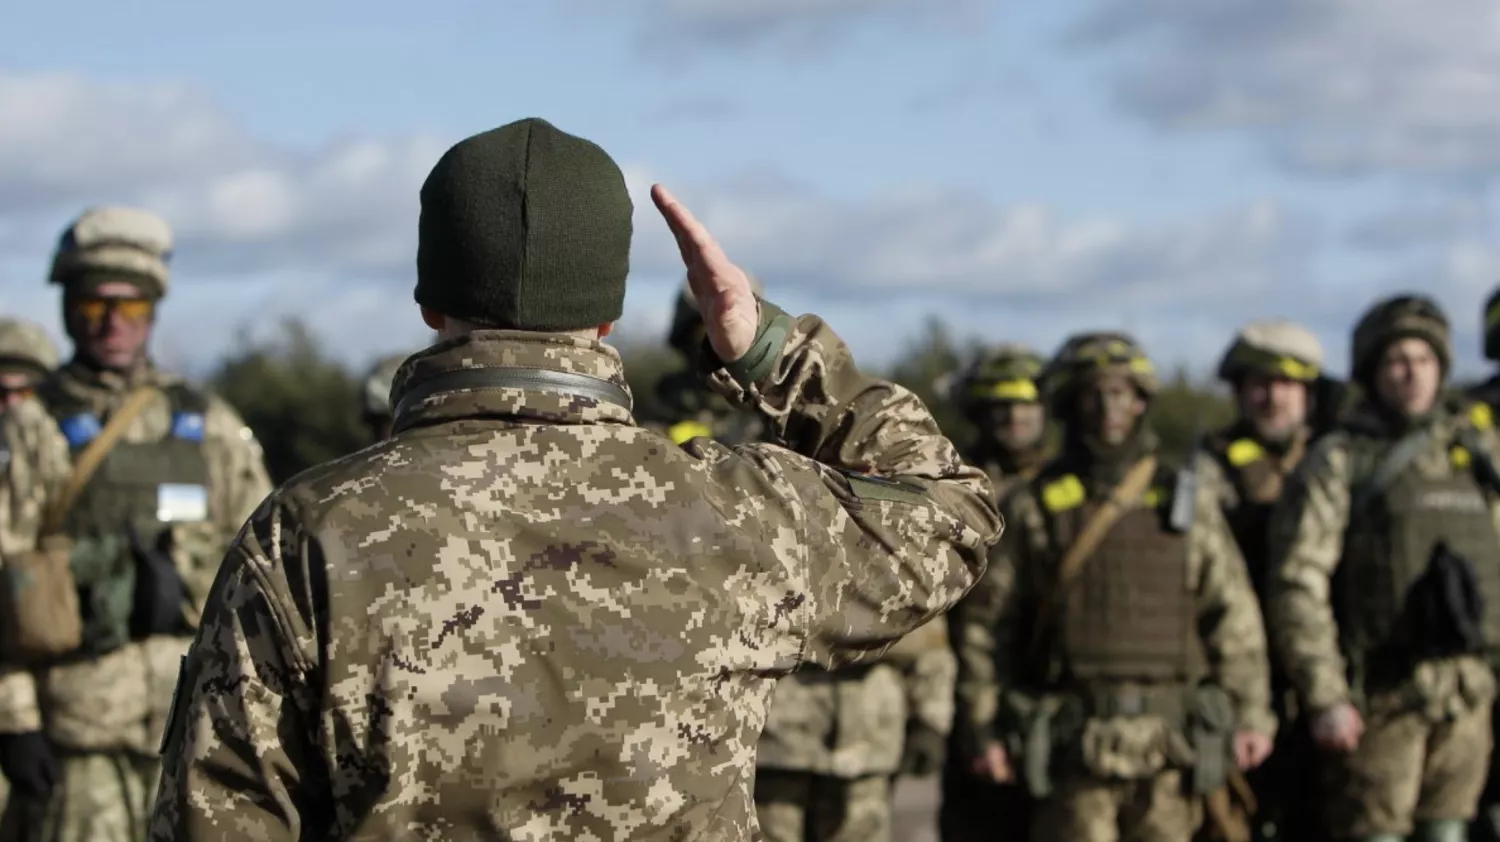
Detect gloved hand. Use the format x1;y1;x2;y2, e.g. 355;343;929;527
128;523;186;638
0;731;60;797
898;722;948;777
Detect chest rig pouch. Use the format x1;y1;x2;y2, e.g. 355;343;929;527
1338;425;1500;693
1019;461;1225;792
42;382;211;656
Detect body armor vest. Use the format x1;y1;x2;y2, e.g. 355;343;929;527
1336;427;1500;678
1039;463;1204;685
1208;433;1301;597
38;381;211;654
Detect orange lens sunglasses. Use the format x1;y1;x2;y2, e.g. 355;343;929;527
72;297;154;327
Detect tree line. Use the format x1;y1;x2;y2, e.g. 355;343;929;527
210;318;1238;486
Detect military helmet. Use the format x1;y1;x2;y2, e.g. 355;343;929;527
666;273;765;357
1041;331;1158;407
1484;285;1500;361
955;343;1046;408
1218;319;1325;384
0;318;59;378
49;206;174;299
1350;294;1450;383
361;353;408;419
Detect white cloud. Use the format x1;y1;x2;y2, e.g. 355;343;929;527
632;170;1320;311
580;0;989;50
1077;0;1500;179
0;70;1339;377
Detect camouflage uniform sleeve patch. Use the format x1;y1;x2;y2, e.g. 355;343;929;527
840;471;931;505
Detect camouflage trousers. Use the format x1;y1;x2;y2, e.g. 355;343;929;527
938;759;1032;842
1029;770;1203;842
1321;700;1492;838
754;770;891;842
0;751;158;842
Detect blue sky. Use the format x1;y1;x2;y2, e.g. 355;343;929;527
2;0;1498;381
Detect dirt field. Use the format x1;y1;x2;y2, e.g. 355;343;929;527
892;777;941;842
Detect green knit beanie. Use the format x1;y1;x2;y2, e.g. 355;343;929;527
415;118;633;330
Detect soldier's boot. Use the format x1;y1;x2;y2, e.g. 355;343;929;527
1412;820;1469;842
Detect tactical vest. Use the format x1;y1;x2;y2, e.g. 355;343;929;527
1336;426;1500;676
1209;435;1298;596
1038;464;1205;686
38;382;211;655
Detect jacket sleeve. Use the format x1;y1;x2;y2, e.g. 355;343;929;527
148;495;326;842
1264;435;1353;713
699;303;1002;669
1188;454;1276;738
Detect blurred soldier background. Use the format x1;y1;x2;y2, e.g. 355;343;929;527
0;317;57;814
652;277;768;446
956;331;1275;842
0;321;58;418
1473;285;1500;842
940;343;1051;842
1198;320;1327;842
0;207;271;842
359;353;408;442
1267;295;1499;842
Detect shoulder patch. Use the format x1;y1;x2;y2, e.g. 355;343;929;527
1143;485;1167;509
842;471;929;505
1471;403;1493;430
667;419;713;446
1227;438;1265;468
171;411;206;442
1042;474;1086;512
58;413;101;449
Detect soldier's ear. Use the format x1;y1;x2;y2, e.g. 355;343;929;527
597;322;615;339
420;307;446;332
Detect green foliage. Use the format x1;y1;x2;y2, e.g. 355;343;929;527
208;319;370;485
1147;366;1235;461
207;316;1248;482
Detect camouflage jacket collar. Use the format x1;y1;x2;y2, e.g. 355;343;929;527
1212;418;1309;460
1344;397;1451;440
391;331;637;432
59;357;167;393
1061;425;1160;489
52;358;176;415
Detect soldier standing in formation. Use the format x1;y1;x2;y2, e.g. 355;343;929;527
0;207;272;842
1471;286;1500;842
957;331;1276;842
940;343;1051;842
1267;295;1500;842
358;353;408;442
754;593;956;842
1200;320;1327;841
147;117;1001;841
0;318;58;814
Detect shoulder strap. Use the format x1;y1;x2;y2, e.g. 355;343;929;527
1054;455;1159;591
42;387;158;535
1350;427;1434;516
